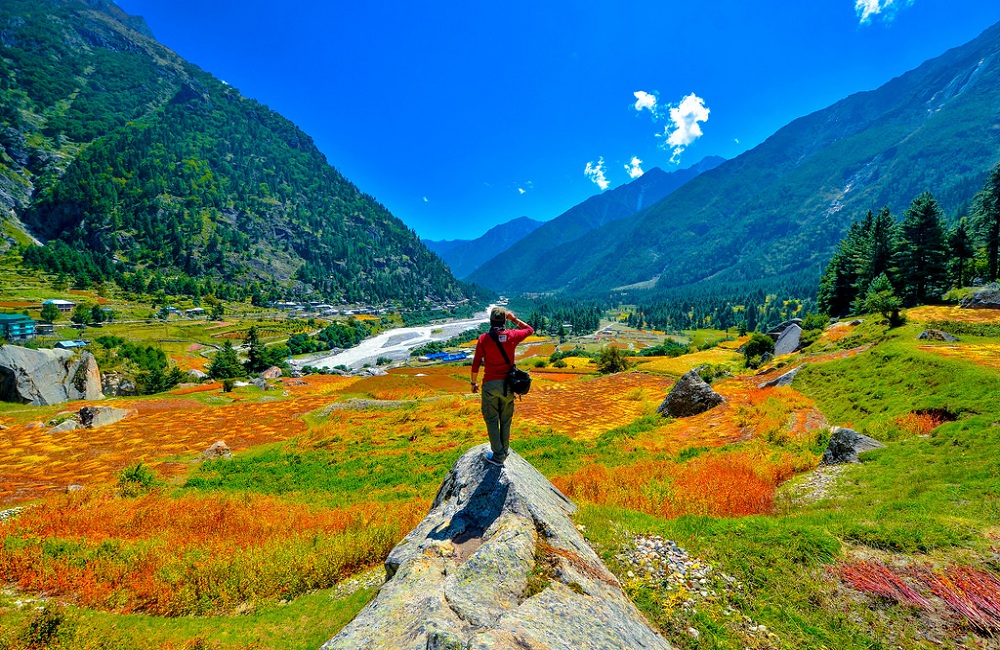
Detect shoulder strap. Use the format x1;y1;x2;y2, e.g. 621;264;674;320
488;328;514;369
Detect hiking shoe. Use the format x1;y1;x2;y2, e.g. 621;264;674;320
485;451;505;467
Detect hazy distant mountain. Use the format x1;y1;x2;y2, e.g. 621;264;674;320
465;156;724;290
0;0;469;304
423;216;544;279
484;20;1000;297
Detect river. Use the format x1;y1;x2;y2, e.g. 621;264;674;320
291;308;490;371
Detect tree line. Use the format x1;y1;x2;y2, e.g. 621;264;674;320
818;163;1000;318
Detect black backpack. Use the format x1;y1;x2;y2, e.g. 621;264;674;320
489;329;531;396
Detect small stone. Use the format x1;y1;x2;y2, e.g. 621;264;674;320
687;627;700;639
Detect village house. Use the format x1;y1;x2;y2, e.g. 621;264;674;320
0;314;36;342
42;299;76;312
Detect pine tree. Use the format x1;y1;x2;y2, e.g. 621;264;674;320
208;341;245;379
971;162;1000;282
948;217;975;288
895;192;948;306
243;326;267;373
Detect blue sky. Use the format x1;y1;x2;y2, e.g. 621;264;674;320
115;0;1000;241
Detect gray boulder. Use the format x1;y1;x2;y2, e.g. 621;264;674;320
187;369;208;380
203;440;232;460
773;324;803;356
657;370;725;418
916;329;959;342
48;419;78;434
820;427;885;465
960;282;1000;309
758;365;804;389
101;371;137;397
79;406;131;429
251;377;272;391
766;319;802;338
321;444;671;650
0;346;103;405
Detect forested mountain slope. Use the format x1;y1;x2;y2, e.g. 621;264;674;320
499;21;1000;297
0;0;468;304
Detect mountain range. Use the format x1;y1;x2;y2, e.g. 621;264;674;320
470;21;1000;297
0;0;468;305
465;158;725;290
422;216;544;280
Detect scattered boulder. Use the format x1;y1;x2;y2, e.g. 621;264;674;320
916;329;960;342
758;365;804;389
48;419;78;434
101;371;137;397
363;367;388;377
820;427;885;465
187;369;208;380
79;406;131;429
261;366;283;379
202;440;232;460
960;282;1000;309
66;484;84;493
251;377;272;391
773;324;803;356
0;346;103;405
657;370;725;418
321;445;671;650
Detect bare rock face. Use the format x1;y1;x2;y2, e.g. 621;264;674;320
772;324;803;356
656;370;725;418
820;427;885;465
0;346;103;405
321;444;671;650
758;365;804;389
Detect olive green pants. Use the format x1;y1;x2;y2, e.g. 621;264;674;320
481;379;515;462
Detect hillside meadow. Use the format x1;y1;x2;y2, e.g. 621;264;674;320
1;310;999;649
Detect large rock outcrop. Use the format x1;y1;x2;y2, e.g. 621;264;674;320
960;282;1000;309
656;370;725;418
0;345;103;405
321;445;672;650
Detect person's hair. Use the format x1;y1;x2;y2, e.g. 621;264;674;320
489;307;507;327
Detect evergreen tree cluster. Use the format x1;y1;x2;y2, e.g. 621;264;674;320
286;319;374;356
508;299;602;337
93;336;184;394
818;165;1000;317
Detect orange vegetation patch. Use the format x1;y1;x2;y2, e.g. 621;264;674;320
907;305;1000;324
553;447;805;519
0;490;428;615
0;301;36;308
204;321;235;329
918;343;1000;371
345;373;439;400
185;343;205;352
0;395;335;505
392;366;469;393
518;372;674;439
820;321;860;343
170;354;207;372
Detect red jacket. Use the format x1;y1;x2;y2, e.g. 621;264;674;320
471;326;534;382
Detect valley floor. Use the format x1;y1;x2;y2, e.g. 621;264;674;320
2;307;1000;649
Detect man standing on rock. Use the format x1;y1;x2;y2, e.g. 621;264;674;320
470;307;534;467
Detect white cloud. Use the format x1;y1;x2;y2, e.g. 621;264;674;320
633;90;658;115
422;197;429;203
855;0;914;25
584;158;610;191
624;156;644;179
518;187;526;195
657;93;711;163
